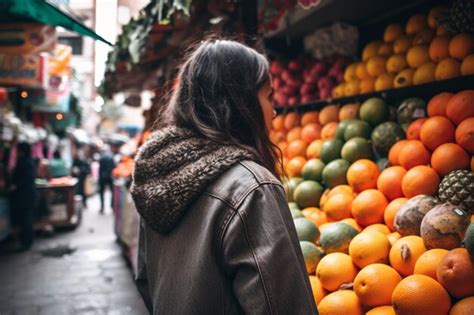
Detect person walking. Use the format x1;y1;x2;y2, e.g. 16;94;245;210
71;149;90;209
131;39;318;314
98;144;115;214
10;142;37;250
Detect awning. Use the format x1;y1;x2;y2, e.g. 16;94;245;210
0;0;112;45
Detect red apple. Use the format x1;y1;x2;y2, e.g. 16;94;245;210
288;59;302;72
281;85;297;96
300;83;315;95
270;61;284;76
288;96;300;106
317;76;334;91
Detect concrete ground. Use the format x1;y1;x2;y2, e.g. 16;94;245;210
0;193;148;315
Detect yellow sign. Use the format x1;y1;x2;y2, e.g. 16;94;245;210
0;23;56;55
0;54;46;87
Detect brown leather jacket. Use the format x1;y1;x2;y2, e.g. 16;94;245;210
131;127;318;314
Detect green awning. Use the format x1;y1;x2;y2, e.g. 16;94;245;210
0;0;112;45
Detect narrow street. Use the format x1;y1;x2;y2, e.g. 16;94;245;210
0;193;148;315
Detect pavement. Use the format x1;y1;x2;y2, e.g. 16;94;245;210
0;192;149;315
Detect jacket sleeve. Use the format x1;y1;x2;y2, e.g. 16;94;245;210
135;219;153;314
220;183;318;315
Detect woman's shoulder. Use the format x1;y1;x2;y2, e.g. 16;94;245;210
203;160;283;209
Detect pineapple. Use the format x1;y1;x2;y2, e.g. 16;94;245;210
438;170;474;215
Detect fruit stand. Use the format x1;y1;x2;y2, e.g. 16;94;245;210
264;0;474;314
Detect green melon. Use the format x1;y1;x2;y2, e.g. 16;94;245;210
302;159;325;182
322;159;350;189
320;222;359;254
291;209;304;219
394;195;439;236
300;241;325;274
335;120;352;141
293;180;324;208
464;222;474;257
294;217;320;243
341;137;373;163
420;203;470;250
284;177;304;202
397;97;427;126
344;120;372;140
319;139;344;164
371;122;406;157
360;97;390;126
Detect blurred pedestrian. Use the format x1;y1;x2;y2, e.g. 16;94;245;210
98;144;115;214
72;149;90;208
10;142;37;250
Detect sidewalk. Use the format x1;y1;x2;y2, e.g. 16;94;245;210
0;193;148;315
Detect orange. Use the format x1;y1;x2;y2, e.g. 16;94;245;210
286;126;302;143
301;111;319;126
419;116;455;150
427;92;453;117
389;235;427;276
437;25;448;36
366;305;396;315
339;103;359;121
393;68;415;88
328;185;353;198
375;73;395;91
319;189;331;209
359;77;376;94
405;14;428;35
384;198;408;232
284;112;301;130
407;45;430;68
318;290;363;315
354;264;401;307
393;36;413;54
362;41;383;61
413;248;448;281
377;166;407;201
276;141;288;157
428;6;448;29
449;33;474;60
301;123;322;144
344;63;358;82
309;275;327;304
303;208;328;227
412;28;435;46
378;43;393;57
363;223;391;235
384;24;404;43
413;62;436;85
406;118;427;140
323;193;354;222
450;296;474;315
351;189;388;227
346;159;380;192
341;218;362;232
272;114;285;131
344;80;360;96
398;140;430;170
285;156;307;177
435;57;461;80
270;130;286;144
306;139;323;159
286;139;307;159
437;248;474;299
319;105;339;125
320;122;338;140
386;54;407;73
349;231;390;268
392;274;451;315
401;165;440;198
431;143;470;176
316;252;358;292
429;35;450;62
456;117;474;154
461;54;474;75
355;62;370;80
388;140;408;166
446;89;474;125
387;231;401;246
333;83;345;98
367;56;387;77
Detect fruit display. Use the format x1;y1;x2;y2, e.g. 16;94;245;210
271;87;474;313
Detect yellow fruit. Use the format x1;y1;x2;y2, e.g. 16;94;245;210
318;290;364;315
428;6;448;29
461;54;474;75
406;14;428;35
394;36;412;54
366;305;396;315
367;56;387;77
363;41;383;61
349;231;391;268
344;80;360;97
384;24;404;43
413;62;436;85
375;73;395;91
378;43;393;57
394;68;415;88
449;33;474;60
355;62;370;80
407;45;430;68
435;58;461;80
359;78;376;94
344;63;358;82
333;83;345;98
429;35;451;62
413;29;435;46
386;54;408;73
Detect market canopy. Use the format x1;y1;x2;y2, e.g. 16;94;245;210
0;0;112;45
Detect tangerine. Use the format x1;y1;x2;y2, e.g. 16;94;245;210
354;264;401;307
321;122;338;140
301;111;319;126
306;139;323;159
389;235;427;276
401;165;440;198
449;33;474;60
398;140;430;170
431;143;470;176
419;116;455;150
435;57;461;80
456;117;474;154
323;193;354;222
384;198;408;232
388;140;408;166
286;139;308;159
349;231;391;268
318;290;364;315
351;189;388;227
413;248;448;281
301;123;322;144
377;166;407;201
285;156;307;177
319;105;340;125
427;92;453;117
429;35;450;62
316;253;358;292
346;159;381;192
284;112;301;130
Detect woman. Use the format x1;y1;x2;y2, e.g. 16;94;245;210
131;39;317;314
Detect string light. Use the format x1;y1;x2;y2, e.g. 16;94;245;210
56;113;64;120
20;91;28;98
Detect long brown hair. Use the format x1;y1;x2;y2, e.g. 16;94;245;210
155;39;282;179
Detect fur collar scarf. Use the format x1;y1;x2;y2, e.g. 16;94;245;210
131;126;256;234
